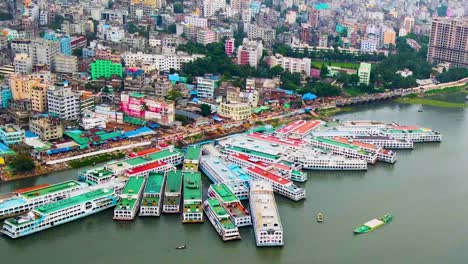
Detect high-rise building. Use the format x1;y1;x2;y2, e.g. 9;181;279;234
225;38;235;55
90;60;123;80
269;54;312;76
196;29;217;46
427;18;468;68
28;38;60;70
29;115;64;141
30;84;48;113
47;82;80;120
196;76;218;99
14;53;33;74
43;32;72;56
403;17;415;34
237;38;263;68
308;7;319;28
358;63;372;86
203;0;226;17
381;26;396;47
55;54;78;74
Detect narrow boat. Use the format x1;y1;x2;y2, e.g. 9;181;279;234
354;214;393;234
316;213;324;223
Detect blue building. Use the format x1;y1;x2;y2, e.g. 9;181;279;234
43;31;72;56
0;85;12;109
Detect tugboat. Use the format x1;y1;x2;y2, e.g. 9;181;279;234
354;214;393;234
316;212;324;223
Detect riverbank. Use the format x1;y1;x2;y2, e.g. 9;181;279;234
395;85;468;108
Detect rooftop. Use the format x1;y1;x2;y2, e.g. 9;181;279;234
122;177;146;196
144;173;165;194
248;132;304;147
276;120;306;134
21;181;81;199
83;168;114;178
211;183;238;203
292;120;322;135
206;198;236;230
249;181;282;231
165;170;183;193
247;167;292;186
36;188;114;215
128;148;161;158
125;161;168;175
183;171;202;201
312;137;360;150
185;145;201;161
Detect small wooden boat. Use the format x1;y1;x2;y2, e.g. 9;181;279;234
176;245;186;249
418;109;423;112
316;212;324;223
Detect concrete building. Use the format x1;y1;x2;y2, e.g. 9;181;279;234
105;26;125;42
427;18;468;68
318;34;328;48
381;26;396;47
185;16;208;28
197;29;217;46
0;86;12;108
14;53;33;74
285;11;297;25
403;17;415;34
55;54;78;74
358;63;372;86
30;84;48;113
218;102;251;121
360;38;378;52
203;0;226;17
47;82;80;120
29;116;64;141
196;76;218;99
0;124;25;145
122;52;205;72
120;92;175;125
237;38;263;68
245;23;276;44
28;39;60;70
269;54;311;76
90;60;123;80
225;38;235;55
11;39;31;55
43;32;72;56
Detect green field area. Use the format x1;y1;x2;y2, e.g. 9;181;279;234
311;61;360;70
395;98;468;108
424;85;468;96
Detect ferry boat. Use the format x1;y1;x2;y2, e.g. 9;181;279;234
79;167;117;185
0;181;87;220
291;150;368;170
354;214;393;234
308;137;378;164
382;125;442;142
311;131;414;149
139;172;166;216
203;198;241;241
331;137;396;163
182;171;203;223
208;183;251;227
182;145;202;172
245;167;306;201
249;181;283;247
113;177;146;220
162;170;183;213
2;188;118;239
200;155;249;200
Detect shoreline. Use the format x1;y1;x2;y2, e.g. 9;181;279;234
395;85;468;108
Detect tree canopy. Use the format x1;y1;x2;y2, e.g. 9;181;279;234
436;68;468;83
8;154;35;172
200;104;212;117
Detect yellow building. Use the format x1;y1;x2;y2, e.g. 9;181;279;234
30;84;48;113
382;29;396;46
218;102;251;121
8;74;42;100
131;0;161;8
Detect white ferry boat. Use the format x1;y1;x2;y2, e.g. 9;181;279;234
349;136;414;149
382;125;442;142
245;167;306;201
2;188;118;239
203;198;241;241
139;172;165;217
182;171;203;223
308;137;378;164
330;137;397;163
291;150;368;170
0;181;86;220
249;181;283;247
162;170;183;213
113;177;146;220
200;155;249;200
79;167;117;185
208;183;251;227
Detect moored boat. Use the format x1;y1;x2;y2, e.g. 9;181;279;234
316;213;324;223
354;214;393;234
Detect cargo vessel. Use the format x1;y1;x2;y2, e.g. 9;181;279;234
354;214;393;234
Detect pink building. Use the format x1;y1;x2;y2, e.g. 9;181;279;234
225;38;235;55
120;92;175;125
95;48;121;63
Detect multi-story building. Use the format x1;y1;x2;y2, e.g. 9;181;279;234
203;0;226;17
43;32;72;56
13;53;33;74
318;34;328;48
403;17;415;34
55;54;78;74
427;18;468;68
285;11;297;25
185;16;208;28
269;54;311;76
90;60;123;80
225;38;235;55
29;116;64;141
28;38;60;70
105;26;125;42
237;38;263;68
8;74;43;101
196;29;217;46
196;76;218;99
154;76;172;97
0;124;25;145
0;86;12;108
30;84;48;113
95;48;121;63
47;82;80;120
245;23;276;45
358;63;372;86
218;102;251;121
120;92;175;125
381;26;396;47
11;39;31;55
122;52;205;72
360;38;378;52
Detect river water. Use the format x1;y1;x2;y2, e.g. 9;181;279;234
0;102;467;264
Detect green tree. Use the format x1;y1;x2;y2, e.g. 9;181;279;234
49;15;65;30
8;154;35;172
200;104;212;117
72;48;83;57
0;12;13;21
320;63;329;78
173;3;184;13
436;68;468;83
168;24;177;34
166;89;183;102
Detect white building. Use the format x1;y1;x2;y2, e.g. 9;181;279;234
360;38;378;52
197;29;217;46
185;15;208;28
269;54;311;76
55;54;78;74
237;38;263;68
47;82;80;120
81;115;107;130
203;0;226;17
122;52;205;72
29;39;60;70
244;23;276;44
13;53;33;74
285;11;297;25
105;26;125;42
196;77;217;99
39;10;48;26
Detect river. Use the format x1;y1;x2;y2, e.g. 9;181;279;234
0;101;467;264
